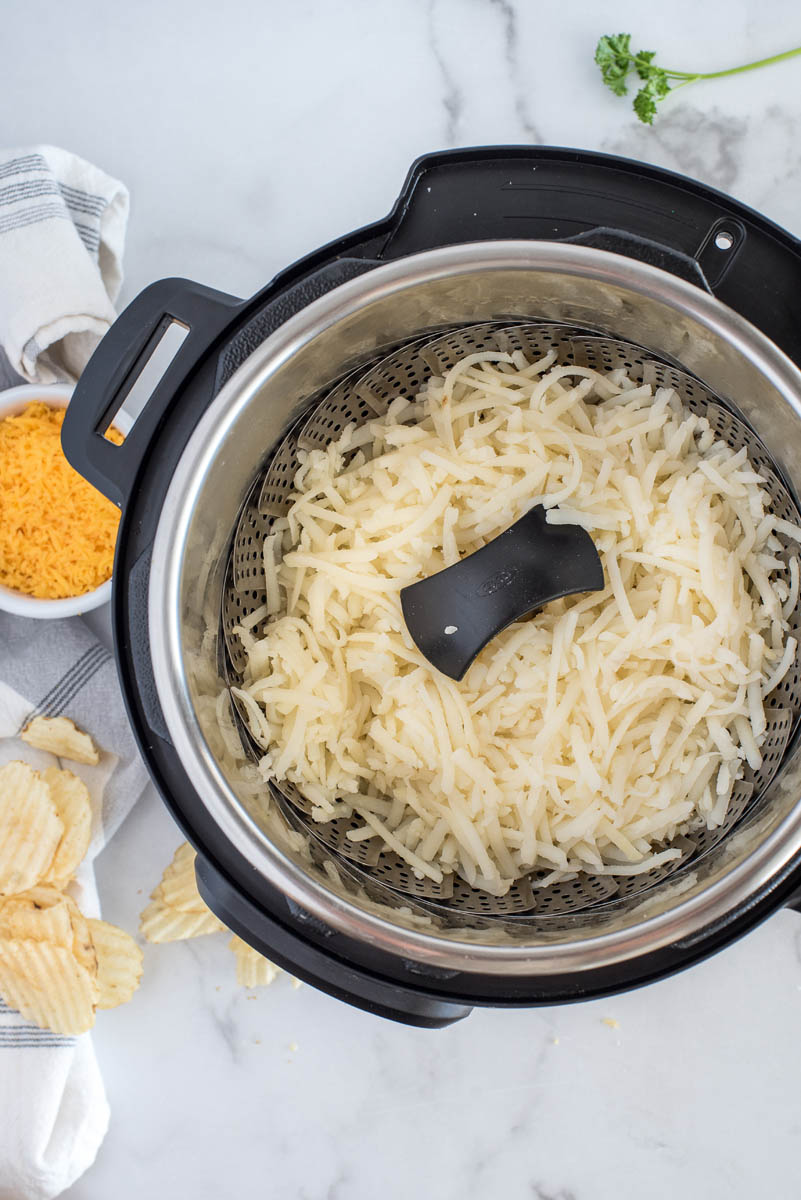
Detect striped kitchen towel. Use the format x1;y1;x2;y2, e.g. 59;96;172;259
0;146;128;385
0;612;149;1200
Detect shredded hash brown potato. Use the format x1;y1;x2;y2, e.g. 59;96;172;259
0;402;121;598
232;351;801;896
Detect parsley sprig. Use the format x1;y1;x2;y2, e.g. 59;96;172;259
595;33;801;124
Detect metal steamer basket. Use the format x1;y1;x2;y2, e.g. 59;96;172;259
64;148;801;1026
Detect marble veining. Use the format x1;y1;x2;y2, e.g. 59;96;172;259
428;0;465;145
486;0;542;143
604;104;749;192
0;0;797;1195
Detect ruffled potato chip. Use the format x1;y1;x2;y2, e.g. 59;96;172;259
140;901;225;943
153;842;207;913
61;893;98;979
140;842;226;942
0;937;97;1035
229;935;281;988
0;762;62;895
0;885;74;946
20;716;99;765
42;768;92;885
87;919;143;1009
0;886;98;978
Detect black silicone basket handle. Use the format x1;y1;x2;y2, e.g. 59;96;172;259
194;855;473;1029
61;278;243;507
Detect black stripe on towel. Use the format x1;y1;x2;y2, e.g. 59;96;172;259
73;220;101;254
49;648;112;716
62;197;105;222
0;153;46;182
0;1026;74;1040
25;644;107;723
0;1036;76;1048
0;178;61;207
59;182;107;215
0;203;69;236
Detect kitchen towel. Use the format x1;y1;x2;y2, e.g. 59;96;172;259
0;612;150;1200
0;146;128;386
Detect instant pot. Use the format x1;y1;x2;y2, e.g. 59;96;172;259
63;147;801;1027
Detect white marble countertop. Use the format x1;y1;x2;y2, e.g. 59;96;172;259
3;0;801;1195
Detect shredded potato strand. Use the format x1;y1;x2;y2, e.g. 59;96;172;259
234;357;800;896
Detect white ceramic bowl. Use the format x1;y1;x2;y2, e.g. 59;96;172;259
0;384;113;618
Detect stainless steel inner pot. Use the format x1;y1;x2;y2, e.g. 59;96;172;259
148;241;801;975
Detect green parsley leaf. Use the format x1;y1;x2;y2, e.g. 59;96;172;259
595;33;633;96
632;86;658;124
633;50;657;80
595;32;632;62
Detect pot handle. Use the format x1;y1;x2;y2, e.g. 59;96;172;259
61;278;243;508
560;227;712;291
194;855;473;1029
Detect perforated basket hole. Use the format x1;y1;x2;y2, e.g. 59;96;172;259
445;873;536;915
368;853;456;900
227;686;266;757
258;426;303;518
494;323;592;364
770;668;801;728
352;328;462;413
355;352;427;414
530;874;619;916
232;486;278;593
296;380;377;454
269;790;452;922
305;814;382;868
611;836;696;901
266;780;382;867
221;571;266;678
269;776;315;813
685;781;755;862
746;708;793;794
417;322;513;375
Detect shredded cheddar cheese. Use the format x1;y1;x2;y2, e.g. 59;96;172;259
0;402;121;599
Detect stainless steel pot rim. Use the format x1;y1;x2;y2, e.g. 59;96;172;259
148;240;801;976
